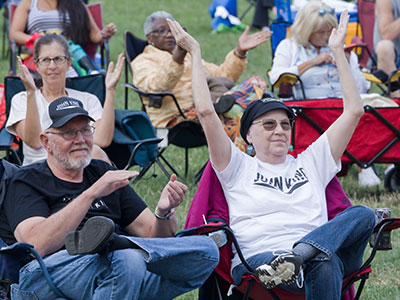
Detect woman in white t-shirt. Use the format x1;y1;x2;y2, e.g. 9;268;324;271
6;33;124;165
167;11;376;299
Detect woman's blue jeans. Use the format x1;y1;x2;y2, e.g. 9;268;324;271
11;235;219;300
232;206;376;300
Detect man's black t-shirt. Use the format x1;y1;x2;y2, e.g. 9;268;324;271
0;159;147;245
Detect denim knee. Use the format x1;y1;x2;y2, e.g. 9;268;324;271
109;249;147;279
351;206;376;228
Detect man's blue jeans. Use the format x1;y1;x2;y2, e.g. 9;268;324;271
11;235;219;300
232;206;376;300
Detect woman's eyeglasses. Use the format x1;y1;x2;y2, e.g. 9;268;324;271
252;119;293;131
318;7;335;16
149;28;172;36
35;56;69;66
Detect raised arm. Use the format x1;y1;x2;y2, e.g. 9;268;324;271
92;53;124;147
325;10;364;162
167;19;231;171
376;0;400;41
13;57;42;149
9;0;32;46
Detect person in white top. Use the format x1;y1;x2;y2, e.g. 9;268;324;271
167;10;376;299
6;33;124;165
270;1;368;99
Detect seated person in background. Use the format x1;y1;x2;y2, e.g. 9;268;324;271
0;97;219;299
167;11;376;298
6;33;124;165
270;1;368;99
373;0;400;97
10;0;116;76
132;11;271;151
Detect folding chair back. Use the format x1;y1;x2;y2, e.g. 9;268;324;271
2;74;105;164
85;2;109;68
123;30;148;109
356;0;376;69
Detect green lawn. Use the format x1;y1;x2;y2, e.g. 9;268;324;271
1;0;399;299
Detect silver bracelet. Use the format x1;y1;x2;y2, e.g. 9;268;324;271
155;207;175;220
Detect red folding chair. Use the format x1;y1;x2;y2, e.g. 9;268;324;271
178;161;400;300
85;2;109;69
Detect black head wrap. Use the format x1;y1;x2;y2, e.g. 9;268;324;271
240;98;295;144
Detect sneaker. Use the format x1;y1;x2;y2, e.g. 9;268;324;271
358;167;381;187
65;216;115;255
255;252;302;289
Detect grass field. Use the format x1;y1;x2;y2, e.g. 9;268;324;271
1;0;400;299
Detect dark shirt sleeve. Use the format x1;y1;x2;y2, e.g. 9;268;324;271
5;174;51;234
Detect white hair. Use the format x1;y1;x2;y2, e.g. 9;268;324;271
144;11;175;36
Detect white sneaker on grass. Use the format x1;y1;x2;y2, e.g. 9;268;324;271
358;167;381;187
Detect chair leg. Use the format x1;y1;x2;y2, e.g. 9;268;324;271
193;161;208;185
158;153;180;177
185;148;189;177
353;274;369;300
155;157;171;180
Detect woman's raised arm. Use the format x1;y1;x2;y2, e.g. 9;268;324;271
325;10;364;162
167;19;231;172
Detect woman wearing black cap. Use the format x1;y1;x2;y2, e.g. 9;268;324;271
168;10;376;300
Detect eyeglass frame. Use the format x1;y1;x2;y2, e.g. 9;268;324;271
148;27;172;36
252;118;294;131
35;55;70;66
318;7;335;16
45;125;95;140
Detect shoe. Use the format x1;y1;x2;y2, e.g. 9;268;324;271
65;216;115;255
213;94;236;114
358;167;381;187
255;252;302;289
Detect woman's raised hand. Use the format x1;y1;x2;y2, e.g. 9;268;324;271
237;26;271;53
328;10;349;51
17;56;36;92
166;19;200;54
105;53;124;90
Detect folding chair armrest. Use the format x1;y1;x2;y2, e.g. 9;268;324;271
270;72;305;99
0;243;69;299
359;218;400;273
102;38;110;71
10;40;17;76
271;72;300;88
373;217;400;232
122;83;186;118
176;221;227;237
123;137;162;170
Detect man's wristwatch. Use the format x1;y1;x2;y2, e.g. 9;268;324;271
155;207;175;220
